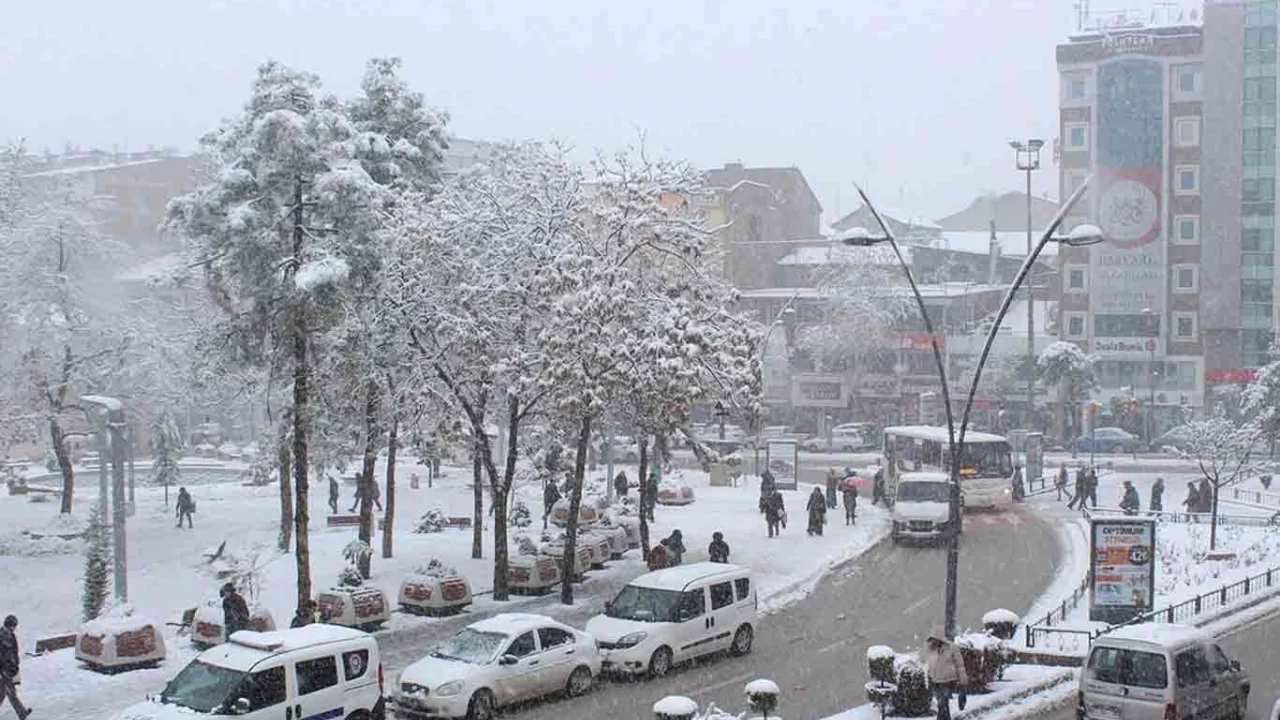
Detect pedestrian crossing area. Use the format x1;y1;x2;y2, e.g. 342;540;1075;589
961;512;1027;529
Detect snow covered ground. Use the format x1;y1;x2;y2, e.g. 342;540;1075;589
820;665;1077;720
0;457;888;719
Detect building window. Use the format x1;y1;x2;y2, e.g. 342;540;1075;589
1063;73;1088;101
1173;312;1199;341
1064;312;1088;340
1175;165;1200;195
1173;264;1199;293
1173;215;1200;244
1243;228;1276;252
1064;123;1089;150
1176;66;1201;94
1174;117;1200;148
1065;264;1088;294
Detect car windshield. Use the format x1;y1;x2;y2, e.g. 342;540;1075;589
160;660;247;713
433;628;508;664
897;482;950;503
606;585;684;623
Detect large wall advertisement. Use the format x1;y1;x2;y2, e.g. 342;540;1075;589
1091;58;1166;355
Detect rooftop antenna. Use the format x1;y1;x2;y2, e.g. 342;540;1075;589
1074;0;1090;31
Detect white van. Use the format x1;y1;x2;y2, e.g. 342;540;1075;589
585;562;756;677
891;472;960;544
1080;624;1249;720
112;625;385;720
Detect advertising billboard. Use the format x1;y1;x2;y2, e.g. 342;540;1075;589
765;440;799;491
791;374;847;408
1089;517;1156;624
1090;58;1166;355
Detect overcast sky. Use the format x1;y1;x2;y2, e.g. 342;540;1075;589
2;0;1084;223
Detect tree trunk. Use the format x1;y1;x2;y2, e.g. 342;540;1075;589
560;414;592;605
291;319;313;612
492;396;519;602
382;418;397;560
637;434;651;560
1210;481;1220;550
472;440;484;560
50;419;76;514
277;423;293;552
358;381;380;579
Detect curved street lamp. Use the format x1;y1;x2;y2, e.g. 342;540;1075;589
839;178;1100;637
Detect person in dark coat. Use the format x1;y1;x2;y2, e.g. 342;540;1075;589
1120;480;1140;515
290;600;317;629
1183;481;1201;520
543;480;562;528
0;615;29;719
644;471;659;521
842;478;859;525
368;477;383;511
660;530;685;566
708;531;730;563
1055;463;1069;502
328;476;339;514
759;469;777;513
613;471;628;500
763;489;785;538
872;468;886;506
1198;477;1214;513
347;481;363;513
1011;465;1025;502
1068;467;1086;510
806;487;827;536
221;582;251;638
1084;468;1099;509
176;487;195;528
825;469;840;509
1150;477;1165;514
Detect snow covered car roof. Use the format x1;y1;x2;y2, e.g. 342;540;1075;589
631;562;747;590
199;626;372;671
1097;623;1210;650
466;613;572;637
884;425;1008;444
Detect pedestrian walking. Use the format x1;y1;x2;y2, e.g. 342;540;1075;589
1198;477;1214;514
1120;480;1140;515
328;476;339;514
1055;463;1068;502
1183;481;1201;521
759;469;777;514
708;531;730;563
347;481;363;513
660;529;685;566
825;469;839;510
221;582;250;638
842;478;859;525
922;631;968;720
806;487;827;536
644;470;659;522
1085;467;1099;509
1011;465;1025;502
613;470;628;501
543;479;562;528
176;486;195;528
368;476;383;511
1068;467;1086;510
763;489;786;538
872;467;886;506
0;615;30;719
1150;477;1165;514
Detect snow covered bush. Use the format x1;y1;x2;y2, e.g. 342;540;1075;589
509;500;532;528
981;608;1020;640
956;632;1007;691
744;679;780;717
414;558;459;579
0;532;79;557
414;507;448;533
653;695;699;720
82;506;110;621
515;534;541;556
893;657;933;716
338;565;364;587
866;645;895;683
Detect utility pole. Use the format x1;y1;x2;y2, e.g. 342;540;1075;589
1011;140;1045;434
83;395;128;601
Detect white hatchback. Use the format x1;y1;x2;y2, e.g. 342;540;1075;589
391;613;600;720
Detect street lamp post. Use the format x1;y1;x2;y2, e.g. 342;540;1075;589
81;394;129;602
755;299;798;475
840;178;1101;637
1010;140;1045;433
1141;308;1157;443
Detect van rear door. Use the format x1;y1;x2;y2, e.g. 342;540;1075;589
293;653;346;720
706;580;737;652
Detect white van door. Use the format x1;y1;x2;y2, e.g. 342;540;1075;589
1174;647;1215;720
674;587;711;661
706;580;738;652
236;663;289;717
293;654;346;720
1083;646;1132;720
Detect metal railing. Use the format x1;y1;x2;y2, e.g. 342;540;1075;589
1230;487;1280;510
1025;563;1280;651
1082;506;1277;528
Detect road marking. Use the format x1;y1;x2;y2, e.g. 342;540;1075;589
903;597;929;616
816;630;868;654
1005;513;1025;527
684;670;760;697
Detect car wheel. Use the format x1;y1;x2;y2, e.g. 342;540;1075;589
467;689;496;720
730;624;754;656
648;646;674;678
566;665;593;697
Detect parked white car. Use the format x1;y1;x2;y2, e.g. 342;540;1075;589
112;625;384;720
586;562;755;678
392;613;600;720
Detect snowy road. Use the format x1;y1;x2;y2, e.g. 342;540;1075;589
476;504;1058;720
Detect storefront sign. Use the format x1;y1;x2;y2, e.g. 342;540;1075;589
1207;369;1257;384
1089;517;1156;624
858;375;900;399
1093;338;1160;355
791;374;847;408
893;332;945;351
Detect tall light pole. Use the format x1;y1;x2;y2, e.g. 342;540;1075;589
840;179;1102;637
1011;140;1045;432
81;394;129;602
1141;308;1157;442
755;297;798;475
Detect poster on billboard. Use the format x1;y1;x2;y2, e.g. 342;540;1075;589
1090;58;1166;349
1089;517;1156;624
791;375;846;408
765;440;799;491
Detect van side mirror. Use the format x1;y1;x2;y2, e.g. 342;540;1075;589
232;697;251;715
1230;660;1241;673
499;655;518;666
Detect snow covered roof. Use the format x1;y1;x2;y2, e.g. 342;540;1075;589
885;425;1008;444
938;231;1059;257
633;562;747;590
739;283;1003;303
468;613;560;636
777;243;908;267
1099;623;1208;649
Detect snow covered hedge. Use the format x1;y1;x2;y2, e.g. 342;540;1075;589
414;507;448;533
